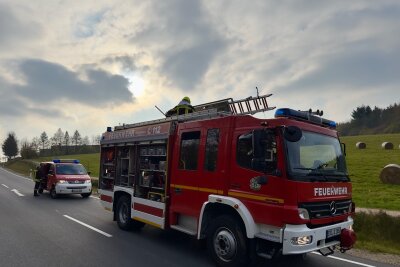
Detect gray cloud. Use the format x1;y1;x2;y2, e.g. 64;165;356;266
130;0;227;90
0;3;42;48
0;59;133;118
274;47;400;94
15;59;133;106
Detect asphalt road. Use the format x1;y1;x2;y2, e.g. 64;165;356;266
0;167;395;267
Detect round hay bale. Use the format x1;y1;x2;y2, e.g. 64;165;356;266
356;142;366;149
380;164;400;185
382;142;394;149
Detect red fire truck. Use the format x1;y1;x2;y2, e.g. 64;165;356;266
98;94;356;267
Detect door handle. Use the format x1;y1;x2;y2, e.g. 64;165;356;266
174;187;182;193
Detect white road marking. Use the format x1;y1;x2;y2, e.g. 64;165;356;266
2;184;9;188
63;215;112;237
311;252;376;267
11;189;24;197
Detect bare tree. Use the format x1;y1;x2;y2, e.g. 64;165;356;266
31;137;40;152
20;138;38;159
39;131;49;149
91;134;102;145
64;131;70;146
52;128;64;146
82;136;90;145
72;130;82;147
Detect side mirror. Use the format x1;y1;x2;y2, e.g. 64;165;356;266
87;171;92;175
341;142;346;156
284;126;302;142
48;170;54;175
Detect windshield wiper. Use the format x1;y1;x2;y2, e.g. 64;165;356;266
293;167;328;181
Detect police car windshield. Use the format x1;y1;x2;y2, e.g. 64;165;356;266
56;164;87;175
285;131;349;182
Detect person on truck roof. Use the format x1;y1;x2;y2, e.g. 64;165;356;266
166;96;195;117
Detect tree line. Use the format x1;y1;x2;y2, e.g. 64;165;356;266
2;129;101;161
338;102;400;136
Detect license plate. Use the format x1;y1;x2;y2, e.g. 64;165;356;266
72;189;82;193
326;227;341;238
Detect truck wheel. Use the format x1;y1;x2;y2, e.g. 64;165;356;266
50;187;57;199
116;196;134;230
81;191;92;198
207;215;248;267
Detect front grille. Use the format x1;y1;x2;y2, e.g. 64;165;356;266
300;199;351;219
66;186;86;189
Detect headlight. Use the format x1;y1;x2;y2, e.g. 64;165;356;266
298;208;310;220
85;179;92;184
57;180;68;184
291;235;313;245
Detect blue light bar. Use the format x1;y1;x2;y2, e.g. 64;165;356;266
274;108;336;128
52;159;80;164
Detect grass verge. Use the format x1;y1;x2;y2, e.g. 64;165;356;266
354;211;400;255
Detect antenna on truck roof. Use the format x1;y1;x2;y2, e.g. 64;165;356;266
155;105;166;116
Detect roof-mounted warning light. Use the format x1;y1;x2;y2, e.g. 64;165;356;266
53;159;80;164
274;108;337;128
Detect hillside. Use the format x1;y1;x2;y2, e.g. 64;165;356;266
338;103;400;136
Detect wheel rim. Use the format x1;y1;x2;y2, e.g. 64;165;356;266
119;202;129;223
213;228;237;262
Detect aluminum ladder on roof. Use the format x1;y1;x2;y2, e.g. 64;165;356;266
115;94;275;130
228;94;276;115
194;94;275;116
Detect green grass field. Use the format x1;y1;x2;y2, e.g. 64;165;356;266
341;134;400;211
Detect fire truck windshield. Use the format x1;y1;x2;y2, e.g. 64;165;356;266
285;131;349;182
56;164;88;175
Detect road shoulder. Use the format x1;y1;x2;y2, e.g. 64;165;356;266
346;248;400;266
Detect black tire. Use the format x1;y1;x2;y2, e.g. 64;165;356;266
50;187;57;199
207;215;248;267
116;196;145;231
116;196;132;230
38;188;43;194
81;191;92;198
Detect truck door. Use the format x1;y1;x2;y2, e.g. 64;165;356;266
229;128;284;226
169;123;226;234
169;129;202;233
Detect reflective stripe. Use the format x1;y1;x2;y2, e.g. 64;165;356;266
228;191;284;204
170;184;223;194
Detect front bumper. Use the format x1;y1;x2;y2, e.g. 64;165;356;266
282;217;354;255
55;183;92;194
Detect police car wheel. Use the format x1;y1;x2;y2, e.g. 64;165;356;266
207;215;248;267
50;187;57;199
116;195;133;230
81;192;92;198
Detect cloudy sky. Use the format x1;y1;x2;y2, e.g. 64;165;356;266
1;0;399;147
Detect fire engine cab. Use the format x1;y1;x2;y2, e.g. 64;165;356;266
98;94;356;267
